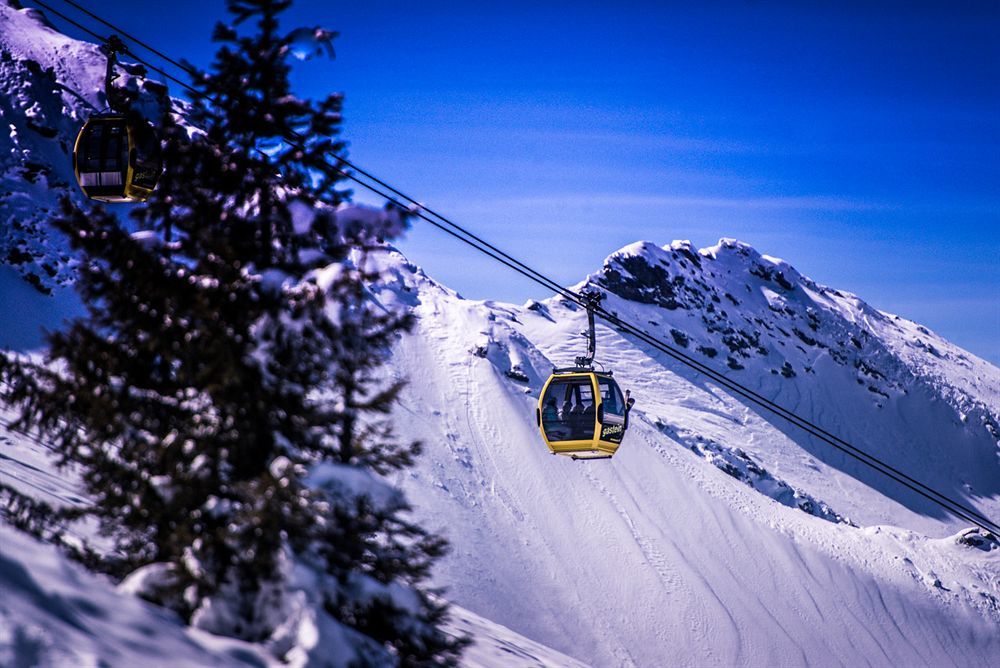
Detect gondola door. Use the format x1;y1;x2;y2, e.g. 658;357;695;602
595;375;627;449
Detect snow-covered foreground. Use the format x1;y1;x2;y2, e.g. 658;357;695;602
0;524;582;668
0;402;586;667
0;524;272;668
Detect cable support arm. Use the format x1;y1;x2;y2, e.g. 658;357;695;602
99;34;129;111
575;290;602;368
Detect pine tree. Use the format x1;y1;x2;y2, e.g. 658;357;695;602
0;0;465;663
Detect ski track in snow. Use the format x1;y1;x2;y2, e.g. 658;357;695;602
380;251;1000;667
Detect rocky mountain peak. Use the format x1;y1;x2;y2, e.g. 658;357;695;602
577;236;998;441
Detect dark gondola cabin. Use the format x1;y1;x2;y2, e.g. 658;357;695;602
73;114;161;203
537;369;630;459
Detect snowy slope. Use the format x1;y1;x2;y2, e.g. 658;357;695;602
2;2;1000;666
4;241;998;666
572;239;1000;531
0;526;582;668
0;403;589;668
371;246;1000;667
0;0;165;349
0;1;112;290
0;523;275;667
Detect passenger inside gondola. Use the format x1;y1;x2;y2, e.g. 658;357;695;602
542;398;568;439
598;376;626;419
541;378;597;442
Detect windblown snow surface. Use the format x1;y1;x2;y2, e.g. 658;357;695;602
368;242;1000;667
0;504;579;668
2;1;1000;665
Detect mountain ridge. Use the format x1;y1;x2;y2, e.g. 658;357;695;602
359;236;1000;665
571;237;1000;511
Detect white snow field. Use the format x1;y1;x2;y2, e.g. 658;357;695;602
0;517;579;668
2;1;1000;665
366;243;999;667
0;406;582;667
4;241;999;666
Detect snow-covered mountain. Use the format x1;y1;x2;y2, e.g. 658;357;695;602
0;1;154;290
371;241;999;666
2;2;999;666
0;0;166;349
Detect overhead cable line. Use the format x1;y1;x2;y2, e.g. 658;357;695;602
35;0;590;302
30;0;190;100
30;1;598;309
55;0;192;78
331;168;1000;536
32;1;581;305
31;0;1000;536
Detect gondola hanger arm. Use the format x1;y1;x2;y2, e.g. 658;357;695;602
100;34;129;111
574;289;603;369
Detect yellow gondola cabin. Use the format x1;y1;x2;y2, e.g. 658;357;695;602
73;114;161;203
536;369;630;460
72;35;162;203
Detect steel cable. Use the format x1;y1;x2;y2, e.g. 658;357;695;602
26;0;1000;535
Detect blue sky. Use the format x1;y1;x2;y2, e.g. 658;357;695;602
30;0;999;363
